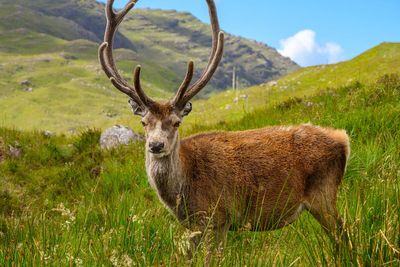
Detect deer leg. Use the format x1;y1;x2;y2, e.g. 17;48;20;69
303;169;351;263
304;173;343;238
305;197;340;233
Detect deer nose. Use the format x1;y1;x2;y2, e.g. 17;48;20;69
149;142;164;153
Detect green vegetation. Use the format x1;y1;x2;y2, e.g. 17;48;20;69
190;42;400;129
0;0;298;134
1;74;399;266
1;40;399;134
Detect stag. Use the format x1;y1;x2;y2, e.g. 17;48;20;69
99;0;350;257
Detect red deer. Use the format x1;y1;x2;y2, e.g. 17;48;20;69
99;0;350;256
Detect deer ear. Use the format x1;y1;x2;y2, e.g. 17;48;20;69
128;99;146;117
181;102;192;117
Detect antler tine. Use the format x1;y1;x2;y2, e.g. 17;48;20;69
179;0;225;104
99;0;154;107
115;0;138;24
182;32;224;103
205;0;221;66
171;61;194;107
133;65;155;106
99;43;137;100
106;0;137;24
100;42;146;106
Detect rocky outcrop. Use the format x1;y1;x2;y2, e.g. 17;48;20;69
100;125;143;150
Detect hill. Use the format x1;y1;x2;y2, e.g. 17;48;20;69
0;0;298;133
188;42;400;129
1;40;399;134
0;0;298;89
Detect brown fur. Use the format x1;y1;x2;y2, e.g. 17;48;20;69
146;118;350;235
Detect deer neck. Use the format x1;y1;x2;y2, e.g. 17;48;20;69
145;138;187;219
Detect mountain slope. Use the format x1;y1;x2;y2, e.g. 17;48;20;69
0;0;298;133
0;0;298;92
0;42;398;133
117;8;298;91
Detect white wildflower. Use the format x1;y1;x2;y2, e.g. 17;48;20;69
175;230;202;256
52;203;76;230
121;254;133;267
110;249;119;267
75;257;83;267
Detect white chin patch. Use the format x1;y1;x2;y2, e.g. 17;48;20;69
151;151;169;158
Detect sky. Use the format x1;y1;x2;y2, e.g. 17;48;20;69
98;0;400;67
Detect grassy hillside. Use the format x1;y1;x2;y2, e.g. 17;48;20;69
0;74;399;265
1;43;399;134
188;42;400;129
0;0;298;134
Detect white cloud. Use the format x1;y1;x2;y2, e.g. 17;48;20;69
278;29;343;67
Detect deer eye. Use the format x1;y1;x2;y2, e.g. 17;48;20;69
141;121;147;127
173;121;181;128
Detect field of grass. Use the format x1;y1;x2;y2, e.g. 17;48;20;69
1;73;399;266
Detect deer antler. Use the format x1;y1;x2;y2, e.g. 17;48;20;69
99;0;224;111
172;0;225;108
99;0;154;107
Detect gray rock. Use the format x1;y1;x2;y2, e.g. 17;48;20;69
100;125;143;150
20;80;30;86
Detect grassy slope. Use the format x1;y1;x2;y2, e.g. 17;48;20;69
0;74;399;265
2;42;393;135
0;30;172;133
0;0;298;134
186;42;400;130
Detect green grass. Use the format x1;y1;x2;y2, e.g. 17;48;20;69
1;74;399;266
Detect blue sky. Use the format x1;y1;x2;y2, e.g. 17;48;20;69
99;0;400;66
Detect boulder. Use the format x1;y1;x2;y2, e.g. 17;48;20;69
100;125;143;150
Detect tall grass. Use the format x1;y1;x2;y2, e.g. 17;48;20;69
0;75;399;266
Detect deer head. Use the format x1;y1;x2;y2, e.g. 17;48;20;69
99;0;224;157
